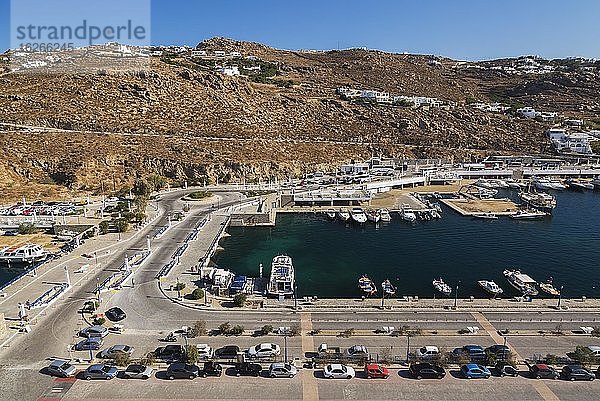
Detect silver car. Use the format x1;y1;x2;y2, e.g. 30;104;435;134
99;344;134;359
79;325;109;338
47;360;77;378
269;363;298;378
122;364;154;380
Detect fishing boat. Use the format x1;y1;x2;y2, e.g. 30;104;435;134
267;255;295;298
473;213;498;220
432;278;452;296
325;209;336;220
381;279;396;296
0;243;48;265
477;280;503;296
539;278;561;296
503;269;538;296
350;207;368;224
510;209;548;220
519;190;556;212
337;208;350;222
565;179;595;191
379;209;392;222
593;177;600;188
399;204;417;223
365;209;381;223
358;275;377;295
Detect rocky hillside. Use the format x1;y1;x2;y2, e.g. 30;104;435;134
1;37;599;201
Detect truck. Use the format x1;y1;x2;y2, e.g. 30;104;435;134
317;344;370;363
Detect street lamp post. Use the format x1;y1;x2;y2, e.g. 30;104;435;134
293;285;298;311
453;281;460;309
284;334;288;364
96;278;101;304
406;335;411;363
557;285;564;309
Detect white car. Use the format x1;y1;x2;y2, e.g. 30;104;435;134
323;364;355;379
196;344;214;360
247;343;281;359
416;345;439;359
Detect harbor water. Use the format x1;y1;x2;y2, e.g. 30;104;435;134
214;190;600;298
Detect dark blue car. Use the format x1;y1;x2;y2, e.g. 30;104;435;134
74;337;103;351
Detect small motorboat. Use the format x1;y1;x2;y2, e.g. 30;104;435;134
510;209;548;220
337;208;350;222
477;280;503;296
379;208;392;222
381;279;396;296
350;207;368;224
365;209;381;223
399;204;417;223
433;278;452;296
358;275;377;296
325;209;336;220
539;278;561;296
473;213;498;220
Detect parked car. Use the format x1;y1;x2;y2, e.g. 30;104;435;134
461;364;491;379
214;345;240;360
346;345;369;359
233;362;262;377
586;346;600;358
529;364;559;380
153;345;185;362
364;363;389;379
82;364;118;380
486;344;511;359
561;365;595;381
494;362;519;377
453;345;486;362
199;362;222;378
247;343;280;359
269;363;298;378
323;364;355;379
409;363;446;379
105;307;127;322
122;364;154;380
99;344;134;359
416;346;440;360
196;344;214;360
79;325;109;338
166;363;200;380
74;337;103;351
46;360;77;378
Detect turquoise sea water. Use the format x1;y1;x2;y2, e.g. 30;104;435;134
214;190;600;298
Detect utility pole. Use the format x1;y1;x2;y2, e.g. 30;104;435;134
293;284;298;311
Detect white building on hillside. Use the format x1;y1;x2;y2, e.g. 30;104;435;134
547;128;594;155
218;66;240;76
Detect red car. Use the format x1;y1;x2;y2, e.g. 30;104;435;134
364;363;390;379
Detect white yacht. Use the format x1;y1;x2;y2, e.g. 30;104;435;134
503;269;538;296
325;209;336;220
510;209;548;220
337;208;350;222
267;255;295;298
432;278;452;296
533;177;566;191
477;280;503;296
379;209;392;222
381;279;396;296
566;179;595;190
593;177;600;188
0;243;48;265
539;278;561;296
350;207;367;224
399;204;417;223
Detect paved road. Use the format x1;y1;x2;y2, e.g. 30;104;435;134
2;190;600;401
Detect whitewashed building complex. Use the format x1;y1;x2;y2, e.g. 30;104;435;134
547;128;594;155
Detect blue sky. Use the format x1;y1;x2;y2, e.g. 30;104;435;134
1;0;599;60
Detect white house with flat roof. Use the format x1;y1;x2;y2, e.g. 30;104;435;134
217;66;240;76
547;128;594;155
